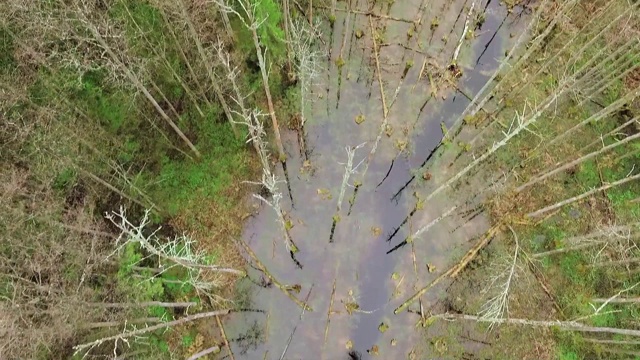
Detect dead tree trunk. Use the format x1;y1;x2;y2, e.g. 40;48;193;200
177;0;239;137
83;21;201;158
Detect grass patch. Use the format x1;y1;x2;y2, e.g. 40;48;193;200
0;26;16;73
149;122;249;215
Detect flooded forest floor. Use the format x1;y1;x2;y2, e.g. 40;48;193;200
222;0;640;359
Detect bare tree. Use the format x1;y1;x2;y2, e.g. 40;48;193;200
532;222;640;258
282;0;294;74
330;143;366;242
478;226;520;329
527;172;640;218
290;18;323;156
517;120;640;192
429;313;640;337
106;207;245;304
73;309;231;357
175;0;239;137
214;0;287;161
68;1;202;158
234;110;298;253
118;0;206;118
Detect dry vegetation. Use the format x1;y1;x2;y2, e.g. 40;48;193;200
412;0;640;358
0;0;299;358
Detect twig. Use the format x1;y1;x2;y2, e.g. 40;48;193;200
82;318;161;329
524;254;564;317
235;237;312;311
395;224;500;314
323;278;337;346
584;338;640;345
86;301;197;309
587;258;640;268
280;286;313;360
592;297;640;304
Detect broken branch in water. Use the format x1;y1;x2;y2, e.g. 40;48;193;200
346;16;391;212
452;1;476;64
216;315;235;360
330;143;366;242
234;237;312;311
387;204;458;255
324;277;338;347
314;5;416;23
367;15;389;161
280;285;313;360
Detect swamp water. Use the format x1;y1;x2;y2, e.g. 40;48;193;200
224;0;530;358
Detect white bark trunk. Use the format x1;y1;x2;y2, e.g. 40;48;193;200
517;128;640;192
527;173;640;218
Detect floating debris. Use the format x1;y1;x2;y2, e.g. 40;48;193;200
378;322;389;333
390;339;397;347
346;340;354;350
394;139;408;152
371;227;382;237
285;219;294;230
355;114;366;125
345;302;360;315
367;345;379;356
317;188;332;200
431;17;439;30
285;284;302;294
385;124;394;137
427;263;436;273
408;349;417;360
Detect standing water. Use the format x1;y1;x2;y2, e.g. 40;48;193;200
224;0;531;358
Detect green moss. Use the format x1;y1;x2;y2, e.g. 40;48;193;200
558;350;580;360
109;1;165;55
110;1;184;104
53;168;77;190
574;160;600;189
117;243;165;301
554;331;587;360
0;27;16;73
118;138;141;164
149;336;171;355
150;120;248;215
558;252;587;284
181;332;196;347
